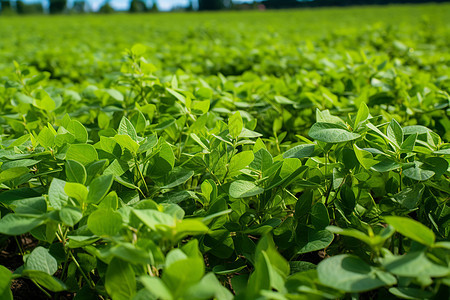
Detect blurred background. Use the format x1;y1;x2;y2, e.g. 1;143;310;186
1;0;449;14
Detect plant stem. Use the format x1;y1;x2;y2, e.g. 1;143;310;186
32;280;52;298
14;236;24;256
134;157;149;195
68;251;95;289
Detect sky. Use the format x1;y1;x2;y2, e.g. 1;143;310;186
18;0;258;12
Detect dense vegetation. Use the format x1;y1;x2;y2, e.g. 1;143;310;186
0;4;449;299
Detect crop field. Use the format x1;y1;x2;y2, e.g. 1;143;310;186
0;3;449;299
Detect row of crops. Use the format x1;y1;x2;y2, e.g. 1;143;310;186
0;4;449;299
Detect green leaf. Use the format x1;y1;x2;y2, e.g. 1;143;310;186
309;122;360;143
15;92;33;104
295;190;313;223
66;144;98;165
118;117;138;142
88;208;123;236
67;120;88;143
366;122;400;149
274;95;296;105
101;243;150;266
283;144;315;159
27;73;47;86
0;265;12;294
65;160;87;184
316;109;345;125
59;206;83;227
86;174;114;204
212;261;246;275
246;251;272;298
114;134;140;155
64;182;88;203
392;184;424;210
132;209;175;230
424;157;448;178
229;180;264;198
22;270;67;292
99;191;119;210
138;134;158;153
354;102;370;129
0;214;44;235
148;143;175;177
161;168;194;189
389;287;434;299
383;251;449;277
25;246;58;275
289;261;317;273
48;178;69;209
327;226;372;246
403;161;435;181
403;125;432;135
191;100;210;114
130;110;147;133
185;273;233;300
318;254;396;292
239;128;262;138
387;119;404;146
297;229;334;254
86;159;109;184
140;276;173;300
434;148;450;155
256;235;290;277
106;89;124;101
105;258;136;300
384;216;435;246
10;196;46;215
162;257;205;298
228;151;254;177
228;111;243;139
371;160;402;172
166;88;186;104
353;144;378;170
0;167;30;183
131;43;147;56
37;127;55;149
310;202;329;230
33;90;55;111
401;133;417;152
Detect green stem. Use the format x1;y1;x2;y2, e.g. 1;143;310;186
69;251;95;289
32;280;52;298
222;139;238;184
324;181;333;206
14;236;24;256
135;157;149;195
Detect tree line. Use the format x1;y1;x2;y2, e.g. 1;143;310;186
1;0;448;15
0;0;158;14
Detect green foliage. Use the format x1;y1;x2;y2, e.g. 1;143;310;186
0;5;449;299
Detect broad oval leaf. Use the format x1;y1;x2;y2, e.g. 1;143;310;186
283;144;315;159
65;159;87;184
229;180;264;198
25;246;58;275
105;258;136;300
86;174;114;204
0;214;44;235
88;208;123;236
308;122;360;143
384;216;435;246
318;254;396;292
383;251;449;277
66;144;98;165
402;161;435;181
228;111;243;139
